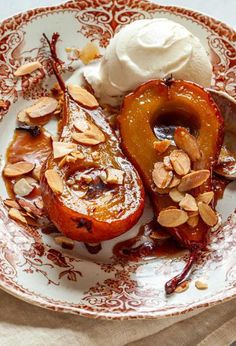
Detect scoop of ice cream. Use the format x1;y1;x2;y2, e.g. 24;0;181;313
84;18;212;106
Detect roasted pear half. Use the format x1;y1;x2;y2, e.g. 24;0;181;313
40;34;144;243
119;79;224;293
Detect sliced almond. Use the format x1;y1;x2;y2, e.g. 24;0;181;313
175;281;189;293
168;175;181;188
178;170;210;192
72;123;105;146
32;166;41;181
188;210;199;217
68;84;99;108
45;169;64;194
158;208;188;227
187;214;199;228
4;199;21;209
17;198;43;218
99;171;107;184
170;150;191;176
163;156;173;171
53;141;77;159
14;61;42;77
34;198;44;210
106;168;124;185
174;127;201;162
169;188;185;203
179;193;198;212
3;161;35;177
13;178;34;197
197;191;214;205
153;139;171;154
54;236;74;249
198;202;218;226
25;97;58;118
17;110;31;124
79;42;101;65
152;162;173;189
9;208;27;224
195;280;208;290
74;118;90;132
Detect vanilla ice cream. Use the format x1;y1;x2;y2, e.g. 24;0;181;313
84;18;212;106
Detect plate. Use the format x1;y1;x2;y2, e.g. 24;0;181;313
0;0;235;320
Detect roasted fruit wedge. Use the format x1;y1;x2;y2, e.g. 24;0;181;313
119;79;224;293
40;34;144;243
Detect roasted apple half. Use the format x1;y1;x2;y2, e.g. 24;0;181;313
119;79;224;293
40;34;144;243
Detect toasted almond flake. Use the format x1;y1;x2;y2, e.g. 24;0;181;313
25;97;58;118
17;110;31;124
34;198;44;210
168;175;181;188
195;280;208;290
17;198;43;218
178;170;210;192
32;166;41;181
187;214;199;228
4;199;21;209
152;162;173;189
13;178;34;197
3;161;35;177
106;168;124;185
175;281;189;293
9;208;27;224
54;236;74;249
163;156;173;170
179;193;198;212
169;188;185;203
53;141;77;159
74;118;90;132
153;139;171;154
198;202;218;226
14;61;42;77
170;150;191;176
72;128;105;146
70;151;85;159
99;171;107;184
79;42;101;65
68;84;99;108
174;128;201;162
45;169;64;194
158;208;188;227
197;191;214;205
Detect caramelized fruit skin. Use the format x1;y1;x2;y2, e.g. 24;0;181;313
119;80;224;249
41;93;144;243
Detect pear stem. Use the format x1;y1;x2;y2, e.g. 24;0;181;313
165;249;198;294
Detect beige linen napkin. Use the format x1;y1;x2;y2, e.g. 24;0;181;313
0;289;235;346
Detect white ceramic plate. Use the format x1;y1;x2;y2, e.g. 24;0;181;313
0;0;235;319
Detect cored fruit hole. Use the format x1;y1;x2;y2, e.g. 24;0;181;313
153;109;200;141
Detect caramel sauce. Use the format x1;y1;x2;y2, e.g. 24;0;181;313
113;219;182;261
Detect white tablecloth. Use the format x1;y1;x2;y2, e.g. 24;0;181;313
0;1;235;345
